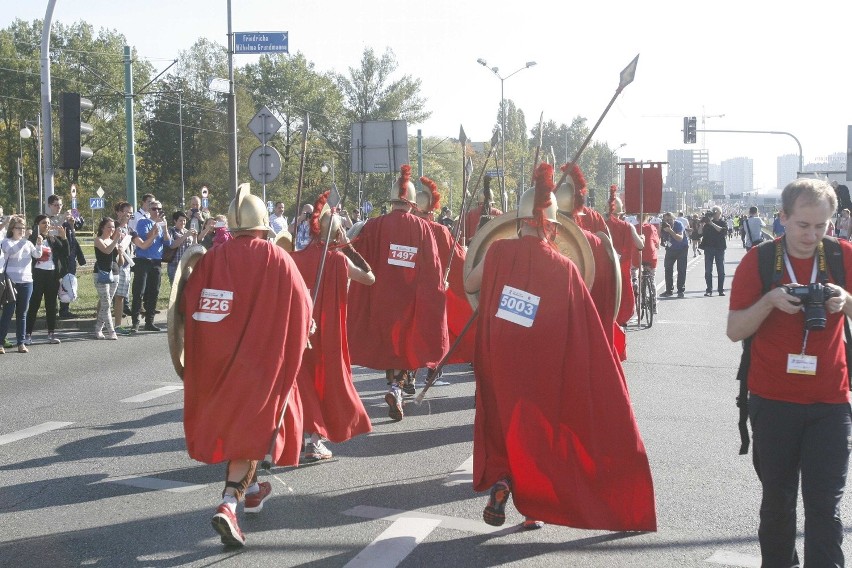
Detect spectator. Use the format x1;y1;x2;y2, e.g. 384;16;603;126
689;214;702;257
699;206;727;296
186;195;209;235
212;215;233;248
112;201;135;336
198;217;217;250
93;217;120;340
269;201;288;235
25;214;68;345
130;193;155;233
166;211;197;283
438;206;454;230
0;216;42;353
289;204;314;250
772;212;785;237
659;211;689;298
45;194;86;319
131;200;171;332
743;206;767;250
838;209;851;240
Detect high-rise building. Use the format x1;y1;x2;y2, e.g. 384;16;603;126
666;149;709;192
777;154;799;189
721;157;753;195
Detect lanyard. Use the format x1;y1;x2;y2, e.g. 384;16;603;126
781;240;826;355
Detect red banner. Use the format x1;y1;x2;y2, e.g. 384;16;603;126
624;164;663;214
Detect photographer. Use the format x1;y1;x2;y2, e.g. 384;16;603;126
186;195;210;234
130;200;172;332
288;204;314;251
727;179;852;567
698;206;727;296
658;212;689;298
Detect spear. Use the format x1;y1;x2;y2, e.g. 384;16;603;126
292;112;310;251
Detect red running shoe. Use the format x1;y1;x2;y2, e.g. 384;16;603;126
243;481;272;514
483;479;511;526
211;504;246;547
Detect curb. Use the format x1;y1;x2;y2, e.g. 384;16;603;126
48;312;169;332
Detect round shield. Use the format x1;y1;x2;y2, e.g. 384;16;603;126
595;230;622;323
463;210;595;310
167;244;207;379
347;219;368;240
274;229;293;252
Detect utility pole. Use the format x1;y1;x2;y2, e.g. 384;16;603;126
124;46;137;208
40;0;58;210
226;0;238;199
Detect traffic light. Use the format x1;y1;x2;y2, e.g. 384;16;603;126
683;116;697;144
59;92;94;170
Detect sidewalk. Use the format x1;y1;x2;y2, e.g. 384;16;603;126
49;309;169;332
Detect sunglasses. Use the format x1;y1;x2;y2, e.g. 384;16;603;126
150;207;163;211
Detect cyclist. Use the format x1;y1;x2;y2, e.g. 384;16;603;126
632;213;660;313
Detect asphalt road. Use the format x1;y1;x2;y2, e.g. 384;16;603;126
1;236;849;567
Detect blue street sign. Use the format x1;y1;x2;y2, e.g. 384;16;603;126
234;32;288;54
89;197;105;210
362;200;373;214
267;200;274;213
201;197;209;209
71;197;77;209
485;169;504;178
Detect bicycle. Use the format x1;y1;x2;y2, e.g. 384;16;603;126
633;263;656;328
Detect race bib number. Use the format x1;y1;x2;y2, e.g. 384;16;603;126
192;288;233;322
495;285;540;328
388;244;418;268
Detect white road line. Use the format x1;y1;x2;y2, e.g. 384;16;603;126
343;505;519;536
444;456;473;486
343;516;441;568
706;550;761;567
98;475;206;493
0;421;74;446
120;385;183;403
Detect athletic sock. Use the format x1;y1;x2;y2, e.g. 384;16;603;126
220;495;238;513
245;482;260;496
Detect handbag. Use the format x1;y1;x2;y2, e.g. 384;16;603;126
161;228;178;263
1;258;16;307
96;268;115;284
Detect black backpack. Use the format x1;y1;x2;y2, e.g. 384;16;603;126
735;237;851;454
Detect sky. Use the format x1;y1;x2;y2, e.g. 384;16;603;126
3;0;851;191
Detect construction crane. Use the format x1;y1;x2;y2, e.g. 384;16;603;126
701;108;725;147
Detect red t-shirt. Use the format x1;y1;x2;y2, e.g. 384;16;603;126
632;224;659;268
729;240;852;404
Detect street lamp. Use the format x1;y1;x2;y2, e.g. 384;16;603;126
612;143;626;187
476;58;537;210
20;114;43;216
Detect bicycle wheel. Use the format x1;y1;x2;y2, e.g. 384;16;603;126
642;275;654;328
633;280;642;324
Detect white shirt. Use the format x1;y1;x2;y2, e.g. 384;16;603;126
129;209;149;232
270;214;288;235
1;238;42;284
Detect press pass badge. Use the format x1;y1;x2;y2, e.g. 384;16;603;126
192;289;234;322
495;285;540;328
388;244;417;268
787;353;817;375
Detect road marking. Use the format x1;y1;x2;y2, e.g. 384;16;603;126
120;385;183;403
98;475;206;493
0;421;74;446
343;516;441;568
444;456;473;486
706;550;761;567
343;505;519;536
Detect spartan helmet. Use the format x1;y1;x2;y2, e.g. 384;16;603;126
554;177;577;212
317;203;343;239
390;165;417;204
612;197;625;215
517;187;558;222
227;183;271;231
415;186;433;212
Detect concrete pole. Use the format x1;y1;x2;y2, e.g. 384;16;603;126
124;46;137;207
226;0;238;199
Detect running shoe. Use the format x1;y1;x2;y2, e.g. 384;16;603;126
243;481;272;514
211;504;245;547
304;440;333;463
483;479;511;526
115;326;133;336
385;385;404;421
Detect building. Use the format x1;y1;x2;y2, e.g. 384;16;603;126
721;157;753;195
666;149;709;193
777;154;799;189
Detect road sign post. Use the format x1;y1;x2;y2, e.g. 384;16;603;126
248;106;283;202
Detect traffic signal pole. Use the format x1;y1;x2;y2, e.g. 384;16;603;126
698;129;803;174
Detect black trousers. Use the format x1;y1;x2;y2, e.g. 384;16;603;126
663;246;688;293
749;394;852;567
131;258;162;324
27;268;59;334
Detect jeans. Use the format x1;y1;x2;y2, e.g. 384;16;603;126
0;282;33;345
703;247;726;292
27;268;59;334
131;258;162;324
749;394;852;568
663;246;688;293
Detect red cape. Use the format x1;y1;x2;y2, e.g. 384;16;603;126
291;242;372;443
581;229;617;346
182;236;312;466
606;216;638;327
473;236;657;531
463;204;503;245
427;220;475;363
347;210;449;369
575;206;608;234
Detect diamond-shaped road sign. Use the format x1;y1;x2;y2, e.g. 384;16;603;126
248;106;282;144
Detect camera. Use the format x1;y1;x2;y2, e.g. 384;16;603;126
703;211;714;221
784;283;840;330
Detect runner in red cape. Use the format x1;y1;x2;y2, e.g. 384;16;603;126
181;185;312;547
290;191;375;462
347;165;449;421
414;175;475;363
465;162;657;531
606;189;645;327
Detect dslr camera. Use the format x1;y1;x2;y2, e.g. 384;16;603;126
703;211;714;221
784;283;840;330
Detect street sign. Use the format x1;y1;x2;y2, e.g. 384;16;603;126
362;200;373;214
96;186;104;198
249;145;283;184
71;198;77;209
267;200;274;213
90;197;105;210
201;197;209;209
70;184;77;198
485;169;504;177
234;32;288;55
248;106;282;144
201;186;209;198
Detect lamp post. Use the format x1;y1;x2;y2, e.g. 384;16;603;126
321;159;336;189
20;114;43;217
611;143;626;187
476;58;537;210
